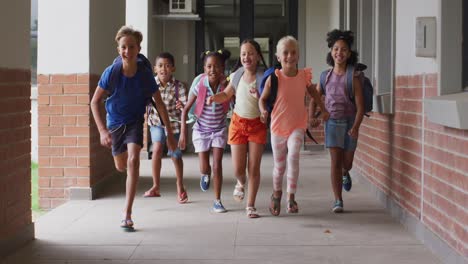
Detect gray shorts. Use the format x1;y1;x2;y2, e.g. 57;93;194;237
109;120;144;156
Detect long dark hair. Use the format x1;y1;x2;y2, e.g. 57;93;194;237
325;29;358;67
231;39;268;73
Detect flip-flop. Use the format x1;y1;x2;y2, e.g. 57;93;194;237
143;190;160;198
178;190;188;204
269;193;281;216
287;200;299;214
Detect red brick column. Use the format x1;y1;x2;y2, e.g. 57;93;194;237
0;68;34;256
37;73;90;208
354;73;468;257
38;73;114;209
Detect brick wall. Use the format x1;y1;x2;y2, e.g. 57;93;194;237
38;73;114;209
89;74;115;187
0;67;32;241
354;73;468;257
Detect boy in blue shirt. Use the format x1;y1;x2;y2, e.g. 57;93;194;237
90;26;176;229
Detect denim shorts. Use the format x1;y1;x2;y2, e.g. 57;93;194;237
149;125;182;159
324;117;358;151
109;120;144;156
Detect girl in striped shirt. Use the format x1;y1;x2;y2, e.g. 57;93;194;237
180;49;231;213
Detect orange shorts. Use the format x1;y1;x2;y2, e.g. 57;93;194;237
228;112;267;145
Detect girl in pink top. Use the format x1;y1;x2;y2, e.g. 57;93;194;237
259;36;328;216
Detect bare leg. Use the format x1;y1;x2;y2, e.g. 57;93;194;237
212;147;224;200
172;155;184;195
343;150;355;174
198;151;211;175
114;152;128;172
246;142;264;208
329;147;344;201
231;144;247;186
123;143;142;219
146;142;163;195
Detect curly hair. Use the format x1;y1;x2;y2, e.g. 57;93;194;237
325;29;358;66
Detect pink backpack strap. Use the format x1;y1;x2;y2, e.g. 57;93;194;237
194;75;207;118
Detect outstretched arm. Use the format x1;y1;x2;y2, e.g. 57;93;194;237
207;83;235;105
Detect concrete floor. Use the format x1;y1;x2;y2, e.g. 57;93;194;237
3;151;441;264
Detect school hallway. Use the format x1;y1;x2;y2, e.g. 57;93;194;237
3;151;441;264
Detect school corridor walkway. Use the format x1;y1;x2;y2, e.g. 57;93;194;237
3;151;442;264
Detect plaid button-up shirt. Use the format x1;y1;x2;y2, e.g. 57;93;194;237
147;76;187;134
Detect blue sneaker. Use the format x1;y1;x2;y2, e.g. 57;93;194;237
212;200;227;213
200;174;210;192
343;172;352;192
332;200;344;213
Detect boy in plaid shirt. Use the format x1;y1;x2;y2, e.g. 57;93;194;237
144;52;188;203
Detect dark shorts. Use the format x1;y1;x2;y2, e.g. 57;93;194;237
109;120;144;156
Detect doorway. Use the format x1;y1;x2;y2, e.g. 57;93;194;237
196;0;298;74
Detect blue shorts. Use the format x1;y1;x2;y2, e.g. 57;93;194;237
109;120;144;156
324;117;358;151
149;125;182;159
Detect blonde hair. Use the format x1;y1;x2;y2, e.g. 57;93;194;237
276;35;299;56
115;25;143;45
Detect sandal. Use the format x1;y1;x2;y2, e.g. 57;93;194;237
269;193;281;216
287;199;299;214
233;181;245;202
178;188;188;204
246;207;260;218
120;219;134;229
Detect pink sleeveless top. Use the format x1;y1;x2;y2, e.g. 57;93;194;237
270;68;312;137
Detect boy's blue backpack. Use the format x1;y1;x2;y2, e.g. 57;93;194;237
109;53;164;125
258;65;319;144
319;63;373;117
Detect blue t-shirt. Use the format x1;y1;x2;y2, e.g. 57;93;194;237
98;64;157;128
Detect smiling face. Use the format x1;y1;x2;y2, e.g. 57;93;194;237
277;40;299;70
331;39;351;66
240;42;260;71
154;57;175;84
204;55;223;86
117;35;141;64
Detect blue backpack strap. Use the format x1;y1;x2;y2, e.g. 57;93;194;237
259;66;276;95
346;64;355;102
108;59;123;96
